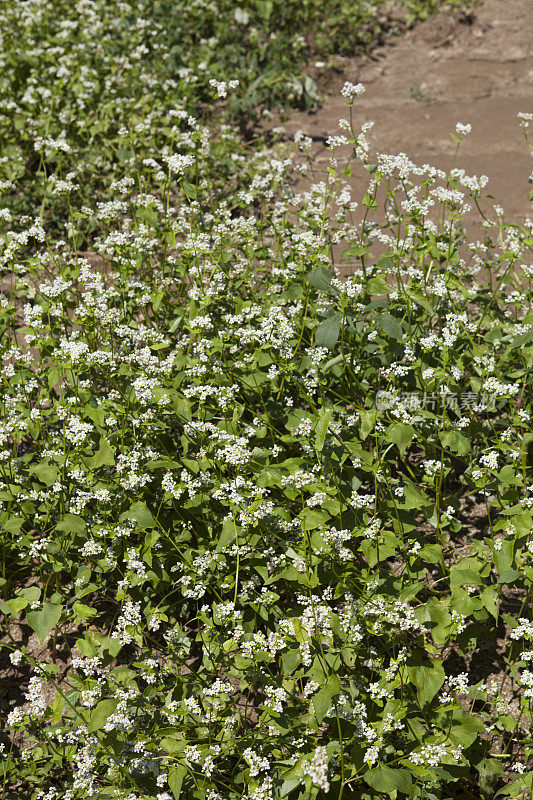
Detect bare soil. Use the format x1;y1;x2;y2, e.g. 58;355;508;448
274;0;533;234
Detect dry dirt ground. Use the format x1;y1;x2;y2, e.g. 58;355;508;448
275;0;533;233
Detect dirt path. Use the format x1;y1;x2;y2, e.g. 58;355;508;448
277;0;533;231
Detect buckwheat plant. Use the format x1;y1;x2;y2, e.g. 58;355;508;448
1;89;532;800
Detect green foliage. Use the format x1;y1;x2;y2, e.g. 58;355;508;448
1;105;532;795
0;0;528;799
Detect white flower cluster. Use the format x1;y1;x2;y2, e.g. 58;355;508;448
243;748;270;777
209;78;239;98
518;111;533;130
410;743;462;767
340;81;365;101
7;676;47;726
304;746;330;793
479;451;499;470
424;459;441;477
281;470;317;488
455;122;472;136
511;619;533;641
111;600;142;645
264;685;287;713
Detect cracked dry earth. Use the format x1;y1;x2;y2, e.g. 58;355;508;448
276;0;533;236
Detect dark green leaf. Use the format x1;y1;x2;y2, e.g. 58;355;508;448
89;437;115;468
312;675;341;723
315;409;332;452
30;463;58;487
55;514;86;534
359;410;378;440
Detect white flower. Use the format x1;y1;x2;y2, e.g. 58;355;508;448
304;746;330;793
518;112;533;130
243;748;270;777
9;650;23;666
455;122;472;136
340;82;365;101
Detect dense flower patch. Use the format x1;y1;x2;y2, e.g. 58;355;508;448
1;85;533;798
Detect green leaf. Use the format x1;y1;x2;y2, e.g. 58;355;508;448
367;276;391;295
401;481;431;510
240;371;268;388
423;596;452;643
168;763;187;799
359;409;378;440
364;766;413;795
2;516;23;535
497;465;514;486
315;409;332;452
89;437;115;468
47;367;59;388
255;0;273;20
377;252;395;270
411;663;445;706
161;737;183;754
49;691;65;725
87;699;118;733
378;313;403;340
497;780;531;798
19;587;41;603
386;422;414;455
419;543;445;567
315;315;340;349
342;243;367;258
72;601;97;620
2;596;29;615
27;602;62;643
307;266;335;292
280;778;301;797
408;289;434;315
449;712;484;747
493;539;514;575
450;566;483;588
498;569;520;585
55;514;86;534
120;501;155;529
362;192;378;208
299;508;330;530
439;430;470;455
30;463;58;487
323;353;343;372
481;586;499;619
181;181;196;199
477;758;504;798
312;674;341;723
